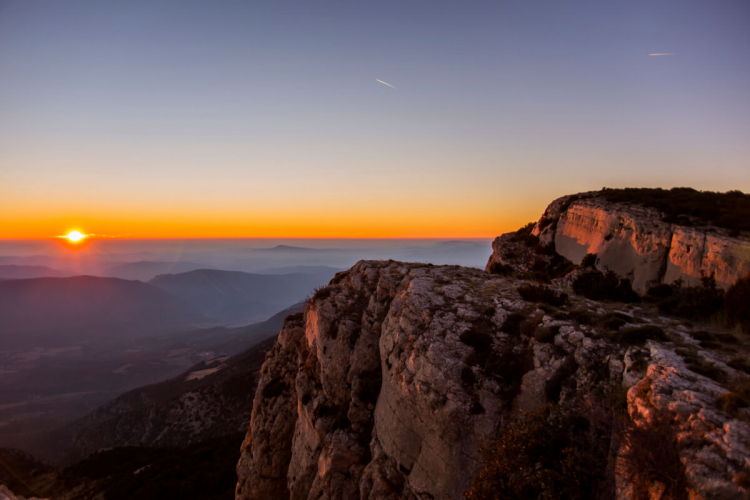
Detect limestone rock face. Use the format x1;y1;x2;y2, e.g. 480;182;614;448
490;194;750;292
626;341;750;500
235;260;750;500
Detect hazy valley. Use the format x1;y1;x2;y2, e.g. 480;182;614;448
0;240;490;466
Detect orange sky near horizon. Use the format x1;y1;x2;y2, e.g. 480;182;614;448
3;2;750;241
0;201;539;240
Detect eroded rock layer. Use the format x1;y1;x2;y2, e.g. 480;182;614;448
487;193;750;292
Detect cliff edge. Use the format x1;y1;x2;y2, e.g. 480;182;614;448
487;189;750;292
236;259;750;499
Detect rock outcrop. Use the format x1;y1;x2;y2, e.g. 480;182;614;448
236;260;750;500
487;192;750;292
0;485;47;500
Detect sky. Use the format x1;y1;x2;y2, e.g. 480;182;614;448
1;0;749;239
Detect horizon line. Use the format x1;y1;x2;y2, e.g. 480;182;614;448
0;236;498;241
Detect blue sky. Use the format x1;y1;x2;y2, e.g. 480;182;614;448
1;0;749;237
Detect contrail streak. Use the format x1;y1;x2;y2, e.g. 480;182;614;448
649;53;675;56
376;79;397;89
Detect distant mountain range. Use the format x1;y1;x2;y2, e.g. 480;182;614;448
149;268;336;324
101;261;212;281
0;276;209;349
257;265;343;275
0;264;71;279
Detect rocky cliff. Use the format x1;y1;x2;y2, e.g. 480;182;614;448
487;191;750;292
0;485;47;500
236;260;750;500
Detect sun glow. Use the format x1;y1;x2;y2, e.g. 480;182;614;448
63;230;87;243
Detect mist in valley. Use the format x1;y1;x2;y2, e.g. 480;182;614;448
0;238;490;460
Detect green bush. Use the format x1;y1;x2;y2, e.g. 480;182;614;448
464;400;691;500
581;253;598;268
617;411;689;500
598;187;750;232
501;312;526;335
524;248;578;283
728;357;750;375
648;275;725;321
533;325;559;343
517;284;568;306
716;392;748;415
726;274;750;334
573;269;639;303
463;404;612;500
600;312;633;331
487;261;513;275
509;222;539;247
614;325;667;345
686;359;727;383
568;308;598;325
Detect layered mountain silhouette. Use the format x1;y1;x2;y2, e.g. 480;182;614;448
101;261;212;281
0;265;70;279
0;276;208;349
148;268;336;324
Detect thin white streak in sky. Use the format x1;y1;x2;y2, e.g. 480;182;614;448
376;79;397;89
649;53;675;56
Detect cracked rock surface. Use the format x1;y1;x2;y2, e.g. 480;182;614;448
236;260;750;500
486;192;750;292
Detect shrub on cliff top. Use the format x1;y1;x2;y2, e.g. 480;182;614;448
463;404;613;500
517;284;568;306
487;261;513;276
598;187;750;232
529;252;578;283
647;275;725;321
612;325;668;345
581;253;598;268
465;400;692;500
726;274;750;334
509;222;538;247
573;269;639;303
617;411;689;500
500;312;526;336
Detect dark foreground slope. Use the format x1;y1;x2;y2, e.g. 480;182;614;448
1;434;244;500
48;304;304;464
54;433;244;500
0;315;300;499
54;335;277;463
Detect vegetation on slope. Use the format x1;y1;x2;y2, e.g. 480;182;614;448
57;433;244;500
597;187;750;233
464;401;689;500
639;273;750;334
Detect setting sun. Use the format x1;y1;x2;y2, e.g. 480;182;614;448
63;230;86;243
